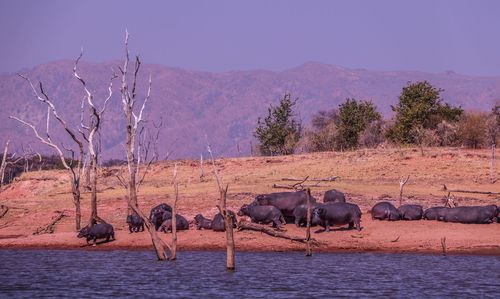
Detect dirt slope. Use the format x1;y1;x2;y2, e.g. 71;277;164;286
0;147;499;254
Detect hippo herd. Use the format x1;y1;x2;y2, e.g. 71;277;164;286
77;189;500;245
371;201;500;224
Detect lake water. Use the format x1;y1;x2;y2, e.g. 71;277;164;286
0;250;499;298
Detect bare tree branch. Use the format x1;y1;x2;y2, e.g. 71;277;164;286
9;116;72;170
398;175;410;207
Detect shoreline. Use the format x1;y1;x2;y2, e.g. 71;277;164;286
1;243;500;256
1;218;500;256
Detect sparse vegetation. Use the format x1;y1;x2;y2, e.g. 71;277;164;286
254;93;302;156
303;109;339;152
303;99;382;152
457;112;489;149
337;99;381;150
386;81;463;144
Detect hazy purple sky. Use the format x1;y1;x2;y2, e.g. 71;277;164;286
1;0;500;76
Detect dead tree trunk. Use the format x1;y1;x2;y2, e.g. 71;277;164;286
119;30;168;261
238;221;320;245
70;180;82;230
199;154;205;182
305;188;312;257
0;140;10;187
73;52;115;226
0;205;8;219
171;182;179;260
128;199;171;260
208;144;235;271
89;157;98;223
441;184;500;195
399;175;410;207
33;210;67;235
221;185;235;270
170;164;179;261
491;144;496;184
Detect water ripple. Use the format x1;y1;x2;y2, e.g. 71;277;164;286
0;250;499;298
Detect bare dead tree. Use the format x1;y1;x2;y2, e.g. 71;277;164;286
82;150;91;190
398;175;410;207
10;74;86;231
490;144;497;184
236;140;241;156
73;50;115;225
442;192;457;208
0;140;21;187
199;154;205;182
281;177;339;182
171;163;179;261
305;188;312;257
0;140;9;186
441;184;500;196
440;237;447;255
207;143;235;271
33;210;68;235
15;144;40;173
118;30;170;261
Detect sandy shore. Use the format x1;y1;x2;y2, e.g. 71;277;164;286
0;148;499;255
1;215;499;255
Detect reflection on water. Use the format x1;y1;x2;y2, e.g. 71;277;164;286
0;249;499;298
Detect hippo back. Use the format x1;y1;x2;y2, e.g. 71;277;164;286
423;207;448;220
371;201;401;221
149;203;172;220
323;189;346;203
78;223;114;239
252;191;316;217
398;204;423;220
212;210;237;232
442;206;498;224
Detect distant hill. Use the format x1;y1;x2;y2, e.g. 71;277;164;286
1;61;499;159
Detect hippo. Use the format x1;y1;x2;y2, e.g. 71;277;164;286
194;214;212;230
126;214;145;233
398;204;423;220
440;205;499;224
323;189;346;203
149;203;173;215
251;191;316;222
238;204;285;228
149;203;172;229
423;207;449;220
371;202;401;221
159;214;190;232
212;210;237;232
312;202;362;232
293;202;319;227
151;209;172;231
77;223;115;246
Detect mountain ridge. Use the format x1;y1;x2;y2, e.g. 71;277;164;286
1;60;499;159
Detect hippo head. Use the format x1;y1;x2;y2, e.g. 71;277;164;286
237;204;249;217
311;207;323;226
255;195;265;201
194;214;204;223
487;205;499;217
77;226;90;238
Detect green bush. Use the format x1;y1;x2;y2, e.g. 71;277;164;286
254;93;302;156
387;81;463;144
